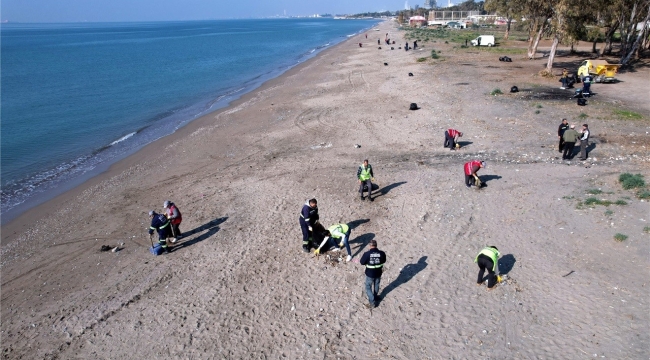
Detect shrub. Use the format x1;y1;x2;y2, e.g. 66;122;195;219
614;233;628;242
431;50;439;59
490;88;503;95
586;189;603;194
604;209;614;216
417;57;427;62
578;113;589;119
644;226;650;233
535;110;541;114
619;173;645;190
614;199;628;205
536;104;543;108
637;190;650;200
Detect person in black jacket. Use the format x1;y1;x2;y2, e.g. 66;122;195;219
359;240;386;308
557;118;569;153
299;199;319;253
148;211;172;253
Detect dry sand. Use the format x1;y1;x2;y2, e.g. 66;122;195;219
2;21;650;359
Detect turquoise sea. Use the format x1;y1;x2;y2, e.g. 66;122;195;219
1;18;379;221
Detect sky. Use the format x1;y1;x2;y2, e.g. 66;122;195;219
1;0;414;23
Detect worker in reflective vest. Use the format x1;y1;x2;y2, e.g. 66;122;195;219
163;200;182;243
357;159;375;201
474;246;500;289
444;128;463;150
299;199;319;253
324;223;352;262
148;211;172;253
360;240;386;308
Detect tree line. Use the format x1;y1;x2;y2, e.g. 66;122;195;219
485;0;650;70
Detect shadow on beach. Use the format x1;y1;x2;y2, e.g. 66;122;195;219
172;217;228;252
380;256;428;301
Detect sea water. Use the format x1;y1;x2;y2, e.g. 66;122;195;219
1;18;379;221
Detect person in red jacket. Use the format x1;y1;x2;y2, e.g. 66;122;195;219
464;160;485;188
444;128;463;150
164;200;182;243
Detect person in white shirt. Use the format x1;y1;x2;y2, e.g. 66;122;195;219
579;124;590;161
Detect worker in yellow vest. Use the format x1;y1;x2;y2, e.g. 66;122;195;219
323;223;352;262
474;246;500;289
357;159;375;201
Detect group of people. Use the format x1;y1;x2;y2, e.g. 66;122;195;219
148;200;183;254
298;159;387;308
557;119;591;160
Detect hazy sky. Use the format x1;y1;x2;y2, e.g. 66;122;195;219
2;0;415;23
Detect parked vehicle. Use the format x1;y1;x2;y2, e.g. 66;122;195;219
471;35;495;47
447;21;465;29
577;59;620;83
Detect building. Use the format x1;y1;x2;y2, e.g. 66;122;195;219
409;15;428;27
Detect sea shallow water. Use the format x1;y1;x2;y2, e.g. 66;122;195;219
1;18;379;222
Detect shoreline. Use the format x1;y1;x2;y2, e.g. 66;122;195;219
1;21;381;239
2;19;648;359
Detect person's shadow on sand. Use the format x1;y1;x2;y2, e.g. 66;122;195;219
351;233;375;257
379;256;428;302
498;254;516;275
478;175;502;187
172;217;228;252
348;219;370;230
373;181;407;199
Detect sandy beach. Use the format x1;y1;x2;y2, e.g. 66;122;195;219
2;20;650;359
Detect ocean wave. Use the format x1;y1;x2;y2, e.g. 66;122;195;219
109;132;137;146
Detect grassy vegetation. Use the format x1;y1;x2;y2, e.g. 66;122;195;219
637;190;650;200
403;28;480;44
534;110;541;114
612;109;644;120
578;113;589;119
586;189;603;194
604;209;614;216
644;226;650;233
536;104;543;108
583;197;628;207
490;88;503;95
431;49;439;59
619;173;645;190
417;57;427;62
614;233;628;242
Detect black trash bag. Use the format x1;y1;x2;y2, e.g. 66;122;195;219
100;245;112;252
577;98;587;106
384;62;388;66
499;57;504;61
510;86;519;93
378;47;382;49
409;103;419;110
408;72;414;76
504;56;512;62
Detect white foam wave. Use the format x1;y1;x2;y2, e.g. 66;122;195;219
110;132;136;146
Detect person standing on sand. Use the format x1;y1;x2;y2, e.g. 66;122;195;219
579;124;590;161
475;246;500;290
163;200;182;243
149;211;172;254
562;125;580;160
464;160;485;188
444;128;463;150
557;118;569;153
560;68;569;89
357;159;375;201
360;240;386;308
323;223;353;262
299;199;319;253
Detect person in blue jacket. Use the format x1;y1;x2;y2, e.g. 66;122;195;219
149;210;172;253
299;199;319;253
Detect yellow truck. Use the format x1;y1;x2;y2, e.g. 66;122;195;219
577;59;621;83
